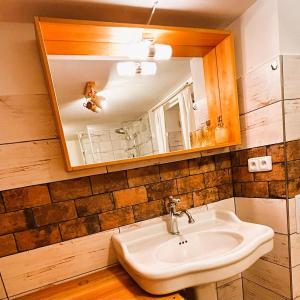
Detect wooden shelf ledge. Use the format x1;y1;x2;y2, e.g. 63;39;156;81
17;265;185;300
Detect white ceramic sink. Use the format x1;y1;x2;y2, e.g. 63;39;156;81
112;209;274;299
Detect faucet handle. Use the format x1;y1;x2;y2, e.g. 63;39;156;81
169;196;180;205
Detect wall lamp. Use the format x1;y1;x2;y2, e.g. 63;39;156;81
83;81;106;113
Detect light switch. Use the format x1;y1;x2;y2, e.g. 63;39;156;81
248;156;272;172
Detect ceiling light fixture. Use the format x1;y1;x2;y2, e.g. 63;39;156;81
83;81;106;113
117;62;157;76
127;1;172;60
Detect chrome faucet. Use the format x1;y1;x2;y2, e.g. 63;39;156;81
168;196;195;235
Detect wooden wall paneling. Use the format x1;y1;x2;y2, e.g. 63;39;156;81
235;197;288;234
0;22;47;96
217;279;243;300
284;99;300;142
0;94;57;144
283;55;300;100
290;233;300;267
235;101;283;150
0;277;7;300
217;274;241;288
0;229;118;298
215;35;241;144
0;139;106;191
242;259;291;298
242;278;287;300
262;233;289;267
203;48;220;129
292;265;300;299
237;56;282;114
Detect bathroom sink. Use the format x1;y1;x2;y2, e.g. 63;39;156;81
156;231;243;264
112;209;273;299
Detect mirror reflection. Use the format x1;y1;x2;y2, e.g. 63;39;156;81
49;56;226;167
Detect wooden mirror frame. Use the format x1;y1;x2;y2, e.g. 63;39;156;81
34;17;241;172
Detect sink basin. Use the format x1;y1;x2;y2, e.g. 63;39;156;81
156;231;243;264
112;209;274;299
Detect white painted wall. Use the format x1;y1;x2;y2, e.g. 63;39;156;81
277;0;300;54
227;0;280;77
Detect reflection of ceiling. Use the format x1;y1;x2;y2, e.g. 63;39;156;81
49;57;191;136
0;0;256;28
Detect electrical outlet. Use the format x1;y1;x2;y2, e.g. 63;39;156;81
248;156;272;172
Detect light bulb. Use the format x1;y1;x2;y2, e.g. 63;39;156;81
140;62;157;75
153;44;172;60
128;40;151;59
117;62;136;76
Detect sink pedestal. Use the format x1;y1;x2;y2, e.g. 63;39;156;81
187;283;217;300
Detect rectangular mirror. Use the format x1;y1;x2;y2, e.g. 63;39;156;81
35;17;241;171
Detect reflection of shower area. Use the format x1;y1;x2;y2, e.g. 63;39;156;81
78;113;154;164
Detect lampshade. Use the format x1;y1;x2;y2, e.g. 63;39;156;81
153;44;172;60
117;62;157;76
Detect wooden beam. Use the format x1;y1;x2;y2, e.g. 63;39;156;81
39;19;230;47
45;40;213;57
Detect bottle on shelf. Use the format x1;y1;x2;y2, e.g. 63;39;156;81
215;115;229;144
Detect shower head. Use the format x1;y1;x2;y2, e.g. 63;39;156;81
115;128;126;134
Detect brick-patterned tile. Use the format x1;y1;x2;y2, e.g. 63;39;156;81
193;187;219;206
215;153;231;170
0;194;5;213
267;144;285;163
204;169;231;188
146;180;177;201
113;186;147;209
269;181;287;198
247;146;267;158
177;174;204;194
33;201;77;227
75;194;114;217
49;177;92;202
0;234;17;258
0;209;34;235
287;160;300;180
287;140;300;161
230;150;248;167
171;193;193;211
99;207;134;231
127;166;160;187
254;163;286;181
2;185;51;212
59;215;100;241
15;225;61;251
239;182;269;198
218;184;233;200
189;156;215;175
233;183;242;197
288;178;300;198
133;200;164;222
90;171;128;194
232;166;254;183
159;161;189;181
